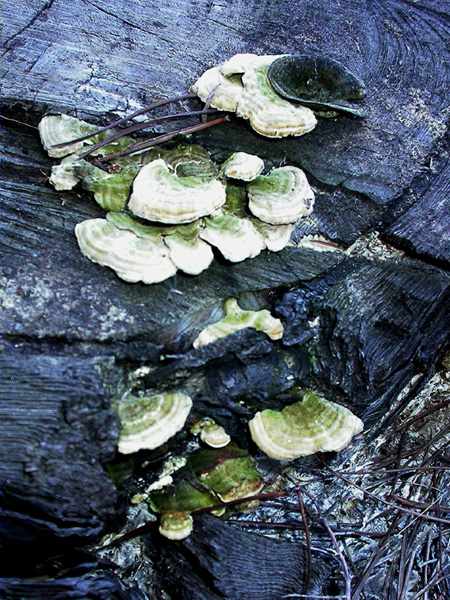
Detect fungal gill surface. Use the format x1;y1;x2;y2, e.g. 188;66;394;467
128;158;226;224
193;298;284;348
118;391;192;454
249;390;364;461
191;53;317;138
248;165;315;225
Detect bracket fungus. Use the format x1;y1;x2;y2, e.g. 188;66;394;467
192;53;317;138
105;211;164;240
248;165;315;225
40;114;314;285
192;418;231;448
149;447;263;541
161;144;218;178
237;64;317;138
118;391;192;454
193;298;283;348
129;158;226;224
49;155;83;191
149;446;263;515
249;391;364;461
159;511;193;541
267;55;366;117
191;67;244;112
253;221;295;252
222;152;264;182
164;223;214;275
200;212;265;262
38;114;100;158
75;218;176;284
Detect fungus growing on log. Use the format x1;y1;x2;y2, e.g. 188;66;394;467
75;218;177;284
267;54;366;117
191;418;231;448
193;298;283;348
248;165;315;224
129;158;226;224
222;152;264;181
200;212;265;262
249;390;364;460
191;53;317;138
118;391;192;454
159;512;193;541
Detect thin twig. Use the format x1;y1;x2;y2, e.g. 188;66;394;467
50;93;196;147
0;114;37;129
103;116;228;161
328;468;450;526
75;109;219;158
396;400;449;431
301;488;352;600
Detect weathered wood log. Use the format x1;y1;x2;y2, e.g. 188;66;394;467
0;0;449;596
147;514;331;600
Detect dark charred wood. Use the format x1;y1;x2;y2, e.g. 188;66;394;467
146;514;332;600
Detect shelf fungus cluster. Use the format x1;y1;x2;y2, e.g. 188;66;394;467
193;298;284;348
191;53;365;135
39;114;316;285
149;446;264;540
117;391;192;454
249;391;364;461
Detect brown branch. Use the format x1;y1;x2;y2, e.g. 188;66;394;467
77;109;220;158
51;93;196;147
103;116;228;161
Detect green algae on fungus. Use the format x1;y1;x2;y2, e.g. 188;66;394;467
75;218;176;284
49;155;83;191
107;213;214;275
129;158;226;224
248;165;315;225
149;445;263;514
222;152;264;182
105;211;165;240
118;391;192;454
249;390;364;461
224;183;295;252
238;64;317;138
159;511;193;540
78;161;141;211
149;446;263;541
160;144;218;179
193;298;283;349
191;54;317;138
